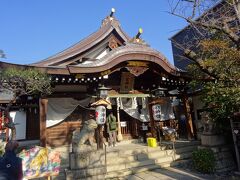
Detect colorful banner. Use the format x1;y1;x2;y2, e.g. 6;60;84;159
18;146;61;179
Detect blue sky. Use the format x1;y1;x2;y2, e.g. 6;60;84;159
0;0;187;65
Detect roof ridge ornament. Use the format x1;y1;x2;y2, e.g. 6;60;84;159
110;8;115;17
128;28;148;46
101;8;120;27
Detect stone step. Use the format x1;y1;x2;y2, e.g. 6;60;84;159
175;152;193;160
106;156;174;173
107;144;197;159
66;174;106;180
106;147;194;165
106;151;173;166
106;154;136;165
117;139;140;145
136;150;169;160
65;166;107;179
52;141;200;179
165;140;200;148
175;145;198;154
121;142;198;155
105;169;132;179
106;160;191;179
105;162;171;179
105;159;192;179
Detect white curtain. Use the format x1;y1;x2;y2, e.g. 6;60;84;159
159;97;175;121
120;97;175;122
46;97;91;127
121;97;150;122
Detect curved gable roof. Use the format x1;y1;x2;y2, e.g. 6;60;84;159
31;16;130;67
66;43;182;76
1;12;186;78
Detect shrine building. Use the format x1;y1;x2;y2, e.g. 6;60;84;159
0;9;194;147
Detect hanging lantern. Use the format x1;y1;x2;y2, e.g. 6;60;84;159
152;87;167;97
95;105;106;124
152;104;161;121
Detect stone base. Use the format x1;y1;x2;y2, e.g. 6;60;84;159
73;144;97;153
66;148;106;179
69;149;105;169
201;134;225;146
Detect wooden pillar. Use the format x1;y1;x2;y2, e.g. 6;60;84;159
148;97;157;138
97;125;104;149
39;98;48;147
182;95;194;139
116;97;123;141
95;103;106;150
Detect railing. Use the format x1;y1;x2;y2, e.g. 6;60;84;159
103;141;107;167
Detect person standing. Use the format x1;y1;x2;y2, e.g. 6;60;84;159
107;111;117;147
140;123;148;143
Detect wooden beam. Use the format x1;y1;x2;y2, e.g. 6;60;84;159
39;98;48;147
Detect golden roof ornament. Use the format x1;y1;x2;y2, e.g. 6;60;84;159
129;28;147;45
101;8;119;27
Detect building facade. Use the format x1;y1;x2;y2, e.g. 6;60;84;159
0;10;193;147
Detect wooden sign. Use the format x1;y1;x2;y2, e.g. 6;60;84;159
120;72;134;93
127;61;148;67
120;121;127;127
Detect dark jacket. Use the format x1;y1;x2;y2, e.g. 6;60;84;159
0;151;23;180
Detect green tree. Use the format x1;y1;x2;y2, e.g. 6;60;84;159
0;68;52;140
169;0;240;132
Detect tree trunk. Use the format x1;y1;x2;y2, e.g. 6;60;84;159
182;95;194;140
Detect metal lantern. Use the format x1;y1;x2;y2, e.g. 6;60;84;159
98;85;111;99
152;87;167;97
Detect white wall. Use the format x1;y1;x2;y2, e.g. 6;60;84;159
9;111;26;140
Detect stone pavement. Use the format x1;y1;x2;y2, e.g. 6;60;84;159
111;167;238;180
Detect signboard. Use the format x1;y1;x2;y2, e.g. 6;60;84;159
95;106;106;124
18;146;61;179
120;72;134;93
152;104;161;121
141;123;148;131
120;121;127;127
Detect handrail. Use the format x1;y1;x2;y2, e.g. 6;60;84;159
103;141;107;167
